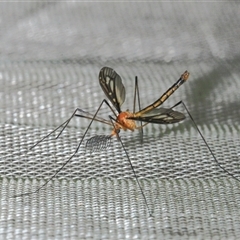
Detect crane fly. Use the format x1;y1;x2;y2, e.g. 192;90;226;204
14;67;240;215
83;67;189;150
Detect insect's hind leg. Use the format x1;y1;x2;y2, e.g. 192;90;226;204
173;100;240;183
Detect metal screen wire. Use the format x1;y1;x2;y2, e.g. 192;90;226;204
0;2;240;240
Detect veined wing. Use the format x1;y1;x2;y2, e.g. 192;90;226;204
128;108;185;124
75;109;113;126
99;67;126;113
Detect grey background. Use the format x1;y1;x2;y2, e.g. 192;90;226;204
0;2;240;240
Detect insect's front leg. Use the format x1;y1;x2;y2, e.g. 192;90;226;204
29;108;82;151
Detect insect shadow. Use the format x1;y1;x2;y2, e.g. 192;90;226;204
13;67;240;216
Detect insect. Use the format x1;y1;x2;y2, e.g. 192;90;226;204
15;67;240;215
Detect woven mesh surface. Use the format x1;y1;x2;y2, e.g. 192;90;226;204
0;2;240;240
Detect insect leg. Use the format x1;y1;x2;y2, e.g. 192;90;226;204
29;108;82;151
109;115;152;216
75;102;118;122
13;99;115;197
173;100;240;183
79;100;125;151
133;76;144;143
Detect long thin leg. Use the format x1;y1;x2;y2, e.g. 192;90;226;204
13;99;116;197
173;100;240;183
133;76;144;143
29;108;85;151
29;105;117;151
109;115;152;216
75;109;112;126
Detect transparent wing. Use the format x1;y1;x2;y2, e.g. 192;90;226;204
86;135;112;152
128;107;185;124
99;67;126;113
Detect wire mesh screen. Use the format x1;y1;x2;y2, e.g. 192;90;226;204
0;2;240;240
